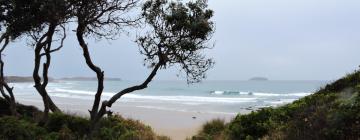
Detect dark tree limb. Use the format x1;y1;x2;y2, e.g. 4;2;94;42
1;0;72;119
40;25;66;57
73;0;139;126
32;24;62;123
0;34;18;116
76;25;104;121
95;62;162;122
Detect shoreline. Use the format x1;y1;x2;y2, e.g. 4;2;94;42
17;96;239;140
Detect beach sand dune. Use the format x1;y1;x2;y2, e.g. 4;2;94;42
18;97;236;140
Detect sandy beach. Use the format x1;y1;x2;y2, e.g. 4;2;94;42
17;96;238;140
10;80;321;139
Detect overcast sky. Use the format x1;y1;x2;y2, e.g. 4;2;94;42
3;0;360;81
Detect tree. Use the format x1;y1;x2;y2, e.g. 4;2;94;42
0;0;45;116
0;33;17;116
29;0;72;123
0;2;15;113
74;0;214;129
1;0;215;132
72;0;139;129
0;0;71;122
138;0;214;83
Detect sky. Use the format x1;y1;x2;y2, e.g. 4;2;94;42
3;0;360;81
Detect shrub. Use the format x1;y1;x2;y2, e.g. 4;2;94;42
0;112;168;140
227;108;273;140
190;119;227;140
96;115;160;140
0;116;46;140
202;119;226;136
46;112;90;136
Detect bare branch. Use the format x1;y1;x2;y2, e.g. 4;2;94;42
76;24;105;121
40;25;67;57
95;62;162;121
0;33;18;116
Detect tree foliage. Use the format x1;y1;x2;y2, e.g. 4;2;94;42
139;0;214;83
0;0;73;122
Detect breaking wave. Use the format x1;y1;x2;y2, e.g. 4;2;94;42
48;88;257;103
210;90;312;97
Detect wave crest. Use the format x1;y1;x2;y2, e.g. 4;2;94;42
210;90;312;97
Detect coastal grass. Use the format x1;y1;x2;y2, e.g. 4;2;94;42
191;70;360;140
189;119;227;140
0;98;170;140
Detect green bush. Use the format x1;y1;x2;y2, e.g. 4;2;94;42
94;115;161;140
190;119;227;140
227;108;273;140
0;98;168;140
317;70;360;94
192;70;360;140
0;116;46;140
46;112;90;136
202;119;226;135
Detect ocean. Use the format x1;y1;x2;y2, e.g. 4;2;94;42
11;80;327;115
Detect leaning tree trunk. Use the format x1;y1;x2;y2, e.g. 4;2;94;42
95;62;162;123
76;21;164;129
33;24;61;123
94;47;165;124
76;25;105;130
0;35;18;116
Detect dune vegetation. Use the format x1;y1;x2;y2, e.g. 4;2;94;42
191;70;360;140
0;98;170;140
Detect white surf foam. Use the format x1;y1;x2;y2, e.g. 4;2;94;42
48;88;257;104
50;88;115;97
210;90;312;97
123;94;257;103
48;88;311;105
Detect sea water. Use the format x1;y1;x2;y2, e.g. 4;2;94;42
11;80;326;115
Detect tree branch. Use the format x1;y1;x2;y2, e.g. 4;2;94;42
32;24;61;114
76;24;105;121
40;25;66;57
0;33;18;116
95;62;161;121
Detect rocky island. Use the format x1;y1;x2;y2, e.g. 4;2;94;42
249;77;269;81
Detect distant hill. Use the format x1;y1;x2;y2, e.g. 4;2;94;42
4;76;122;83
59;77;121;81
249;77;268;81
4;76;54;83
